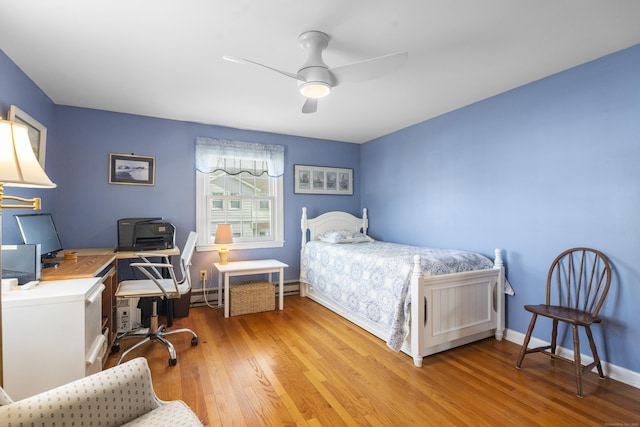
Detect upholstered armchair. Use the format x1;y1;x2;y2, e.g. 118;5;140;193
0;357;202;426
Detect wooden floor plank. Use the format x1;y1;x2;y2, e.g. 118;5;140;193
106;295;640;426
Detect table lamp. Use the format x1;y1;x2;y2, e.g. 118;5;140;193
214;223;233;265
0;119;57;387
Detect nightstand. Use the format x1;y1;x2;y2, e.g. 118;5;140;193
213;259;288;318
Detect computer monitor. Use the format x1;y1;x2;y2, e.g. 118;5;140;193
14;213;63;268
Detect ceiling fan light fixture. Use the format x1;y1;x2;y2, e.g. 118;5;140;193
299;81;331;99
224;30;407;114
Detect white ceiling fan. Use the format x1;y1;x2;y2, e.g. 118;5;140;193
223;31;408;114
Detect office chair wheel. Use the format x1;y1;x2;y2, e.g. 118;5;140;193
191;337;199;346
110;344;120;354
169;358;177;366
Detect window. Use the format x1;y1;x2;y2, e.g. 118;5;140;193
195;138;284;251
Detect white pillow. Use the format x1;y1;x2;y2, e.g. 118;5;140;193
316;230;373;244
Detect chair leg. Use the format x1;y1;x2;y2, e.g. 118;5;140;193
584;325;605;378
516;313;537;368
163;327;198;340
550;319;558;355
154;334;177;362
572;325;583;398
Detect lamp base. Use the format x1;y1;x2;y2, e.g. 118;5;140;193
218;248;229;265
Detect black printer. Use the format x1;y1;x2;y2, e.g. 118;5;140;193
117;218;175;251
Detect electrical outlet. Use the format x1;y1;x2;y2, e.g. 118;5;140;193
200;270;207;281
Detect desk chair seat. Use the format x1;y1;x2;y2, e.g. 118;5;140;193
111;231;199;366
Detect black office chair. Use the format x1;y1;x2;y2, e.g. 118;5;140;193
515;247;611;397
111;231;199;366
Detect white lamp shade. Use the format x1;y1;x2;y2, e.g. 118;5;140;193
214;223;233;244
0;120;56;188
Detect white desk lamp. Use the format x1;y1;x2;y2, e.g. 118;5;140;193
214;223;233;265
0;119;57;387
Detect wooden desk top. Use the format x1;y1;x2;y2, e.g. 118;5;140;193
63;247;180;259
40;247;180;281
113;247;179;259
64;248;116;256
41;254;116;281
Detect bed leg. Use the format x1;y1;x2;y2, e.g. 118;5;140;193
413;356;423;367
493;249;506;343
300;282;307;297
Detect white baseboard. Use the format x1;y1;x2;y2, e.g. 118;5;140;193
505;329;640;390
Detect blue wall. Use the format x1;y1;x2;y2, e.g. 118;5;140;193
361;45;640;374
0;49;361;285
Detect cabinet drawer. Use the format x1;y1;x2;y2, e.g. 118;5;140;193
86;333;107;376
84;283;105;355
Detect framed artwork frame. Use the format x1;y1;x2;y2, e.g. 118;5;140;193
109;153;155;186
8;105;47;168
294;164;353;195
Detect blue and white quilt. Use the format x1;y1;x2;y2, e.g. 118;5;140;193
299;240;495;351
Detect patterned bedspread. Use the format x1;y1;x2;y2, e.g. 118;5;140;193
299;240;495;351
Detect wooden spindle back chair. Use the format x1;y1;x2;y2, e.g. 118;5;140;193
515;247;611;397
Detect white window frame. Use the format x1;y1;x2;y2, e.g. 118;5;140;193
196;171;284;252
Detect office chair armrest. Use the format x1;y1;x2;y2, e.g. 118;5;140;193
131;262;180;297
135;253;171;262
130;262;174;268
137;254;170;269
131;262;175;280
132;254;172;280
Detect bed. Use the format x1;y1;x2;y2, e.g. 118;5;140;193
299;207;505;367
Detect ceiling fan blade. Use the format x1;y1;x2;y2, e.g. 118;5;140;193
222;55;304;82
330;52;408;85
302;98;318;114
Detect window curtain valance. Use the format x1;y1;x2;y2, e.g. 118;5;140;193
195;137;285;177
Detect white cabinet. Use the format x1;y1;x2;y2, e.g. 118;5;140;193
2;277;107;400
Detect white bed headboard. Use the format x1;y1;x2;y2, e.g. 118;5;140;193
301;207;368;249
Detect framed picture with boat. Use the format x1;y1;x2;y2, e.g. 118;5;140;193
109;153;155;186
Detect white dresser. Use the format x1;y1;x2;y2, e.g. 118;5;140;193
2;277;107;400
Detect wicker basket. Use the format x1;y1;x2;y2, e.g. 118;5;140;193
230;281;275;316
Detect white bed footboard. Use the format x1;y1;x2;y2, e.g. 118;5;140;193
407;251;505;367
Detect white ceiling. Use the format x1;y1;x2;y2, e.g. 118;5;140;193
1;1;639;144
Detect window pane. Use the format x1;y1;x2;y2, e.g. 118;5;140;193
255;175;269;194
206;171;274;242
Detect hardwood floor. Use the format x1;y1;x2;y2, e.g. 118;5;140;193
106;296;640;426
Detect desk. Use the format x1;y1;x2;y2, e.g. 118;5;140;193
51;247;180;259
41;247;180;348
214;259;288;318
